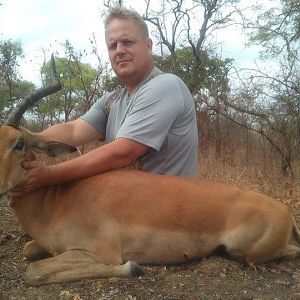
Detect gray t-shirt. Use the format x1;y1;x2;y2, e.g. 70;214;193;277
81;67;198;178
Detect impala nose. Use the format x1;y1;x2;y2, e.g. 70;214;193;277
0;191;8;199
0;177;9;198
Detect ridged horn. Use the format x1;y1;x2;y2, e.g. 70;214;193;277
5;54;62;127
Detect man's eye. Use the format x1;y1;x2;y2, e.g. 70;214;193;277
13;141;25;151
109;43;117;50
124;40;134;45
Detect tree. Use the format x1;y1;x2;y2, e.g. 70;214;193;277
30;40;111;128
104;0;124;7
0;39;34;123
36;56;98;126
247;0;300;62
143;0;239;93
227;66;300;177
220;0;300;176
153;46;232;98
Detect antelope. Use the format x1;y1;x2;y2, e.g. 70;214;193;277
0;56;299;286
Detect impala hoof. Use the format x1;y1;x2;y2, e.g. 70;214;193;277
126;261;144;277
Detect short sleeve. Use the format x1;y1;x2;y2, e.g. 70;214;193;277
116;74;184;151
80;94;110;137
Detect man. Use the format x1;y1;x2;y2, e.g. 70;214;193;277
13;7;198;195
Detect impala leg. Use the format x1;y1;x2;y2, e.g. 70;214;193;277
281;244;300;260
23;240;51;261
24;249;143;286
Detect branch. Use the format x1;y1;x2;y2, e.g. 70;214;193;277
202;99;286;158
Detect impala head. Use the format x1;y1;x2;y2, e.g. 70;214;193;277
0;55;76;196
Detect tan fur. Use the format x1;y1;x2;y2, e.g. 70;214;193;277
0;125;299;285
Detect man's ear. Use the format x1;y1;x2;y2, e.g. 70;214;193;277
147;38;153;53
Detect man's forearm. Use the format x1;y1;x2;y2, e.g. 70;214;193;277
46;138;147;185
47;146;126;184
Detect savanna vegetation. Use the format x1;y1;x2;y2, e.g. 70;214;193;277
1;1;300;299
1;0;299;187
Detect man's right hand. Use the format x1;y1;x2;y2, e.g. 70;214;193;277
9;160;51;197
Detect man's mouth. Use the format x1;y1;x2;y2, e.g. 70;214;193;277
117;60;131;65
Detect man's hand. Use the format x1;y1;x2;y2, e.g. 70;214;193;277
9;161;51;197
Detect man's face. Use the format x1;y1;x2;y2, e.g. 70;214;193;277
105;18;153;82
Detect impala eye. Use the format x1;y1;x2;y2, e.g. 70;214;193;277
13;140;25;151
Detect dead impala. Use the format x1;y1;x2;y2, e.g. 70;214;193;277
0;56;299;286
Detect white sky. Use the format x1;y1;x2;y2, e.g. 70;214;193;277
0;0;107;83
0;0;264;85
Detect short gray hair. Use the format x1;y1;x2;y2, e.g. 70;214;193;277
104;7;149;39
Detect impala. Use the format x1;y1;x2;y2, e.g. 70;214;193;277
0;56;299;286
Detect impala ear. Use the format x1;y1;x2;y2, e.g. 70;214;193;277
23;129;78;157
29;140;77;157
38;141;78;157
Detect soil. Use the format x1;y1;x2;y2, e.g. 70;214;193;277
1;189;300;300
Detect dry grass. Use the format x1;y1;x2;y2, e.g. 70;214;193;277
199;149;300;214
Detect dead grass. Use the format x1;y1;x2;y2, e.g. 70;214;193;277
199;149;300;213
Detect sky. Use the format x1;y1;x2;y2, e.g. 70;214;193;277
0;0;264;85
0;0;107;83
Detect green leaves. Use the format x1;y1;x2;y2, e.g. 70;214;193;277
38;56;99;123
153;47;232;95
0;39;33;123
249;0;300;59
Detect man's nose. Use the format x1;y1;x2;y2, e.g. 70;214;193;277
116;42;126;54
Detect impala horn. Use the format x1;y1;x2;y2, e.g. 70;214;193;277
5;54;62;127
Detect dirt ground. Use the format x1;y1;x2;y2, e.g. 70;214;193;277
1;187;300;300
